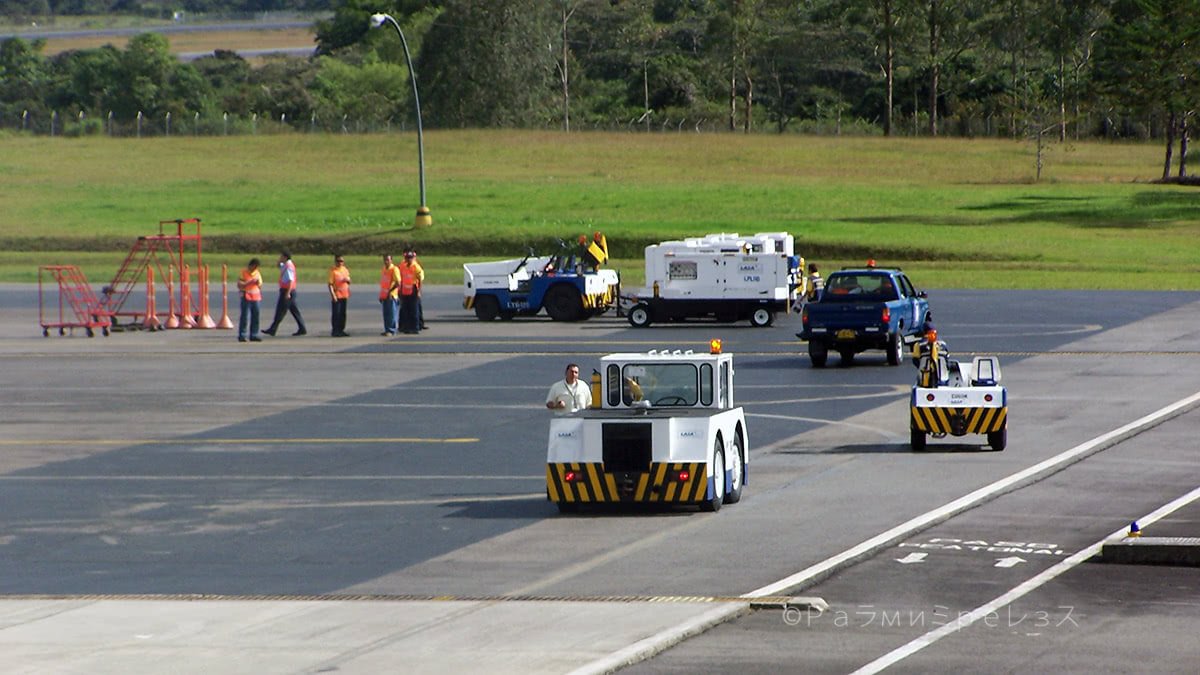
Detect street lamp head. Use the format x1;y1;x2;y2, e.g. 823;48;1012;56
369;13;388;28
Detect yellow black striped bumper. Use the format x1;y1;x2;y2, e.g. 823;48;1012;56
911;406;1007;436
582;285;618;310
547;462;708;504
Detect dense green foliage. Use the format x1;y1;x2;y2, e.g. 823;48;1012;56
2;0;1198;174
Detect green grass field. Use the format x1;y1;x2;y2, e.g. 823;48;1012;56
2;131;1198;289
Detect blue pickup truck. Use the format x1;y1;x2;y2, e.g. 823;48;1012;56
797;267;930;367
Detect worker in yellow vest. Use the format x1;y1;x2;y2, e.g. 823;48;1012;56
327;254;351;337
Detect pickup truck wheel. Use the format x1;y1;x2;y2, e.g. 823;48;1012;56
628;303;652;328
987;427;1007;451
911;426;927;452
886;332;903;366
724;435;744;504
544;284;583;321
808;341;828;368
750;308;774;327
473;295;500;321
701;442;725;512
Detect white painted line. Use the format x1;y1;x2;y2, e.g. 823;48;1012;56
746;389;1200;598
574;389;1200;675
565;603;749;675
852;483;1200;674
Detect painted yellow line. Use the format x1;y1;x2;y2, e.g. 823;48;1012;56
0;437;478;447
0;592;795;604
0;474;538;481
201;493;545;511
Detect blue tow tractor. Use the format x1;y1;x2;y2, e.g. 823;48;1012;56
463;233;621;322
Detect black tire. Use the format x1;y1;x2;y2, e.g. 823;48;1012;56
628;303;652;328
86;328;94;338
473;295;500;321
724;434;745;504
911;426;927;452
544;284;583;321
701;441;725;512
750;308;774;327
839;350;855;366
556;501;580;514
808;340;828;368
886;332;903;366
499;311;515;321
987;427;1007;451
43;328;49;337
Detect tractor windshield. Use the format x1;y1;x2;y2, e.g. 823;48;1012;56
622;363;698;407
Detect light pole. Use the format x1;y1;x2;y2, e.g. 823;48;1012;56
370;12;432;228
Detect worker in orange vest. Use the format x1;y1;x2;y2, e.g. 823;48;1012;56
236;257;263;342
327;254;351;337
378;254;401;335
398;250;423;334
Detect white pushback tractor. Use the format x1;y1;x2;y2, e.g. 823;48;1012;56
546;341;748;513
910;344;1008;451
625;232;804;327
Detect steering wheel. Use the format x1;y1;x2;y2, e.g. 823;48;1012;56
653;395;688;406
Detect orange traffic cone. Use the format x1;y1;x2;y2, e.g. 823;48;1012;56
142;267;162;331
165;266;180;329
180;264;197;328
195;265;216;328
216;263;234;329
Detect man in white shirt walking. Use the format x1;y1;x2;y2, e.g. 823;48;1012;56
546;363;591;412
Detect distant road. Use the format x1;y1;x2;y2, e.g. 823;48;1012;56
0;20;314;40
1;20;318;61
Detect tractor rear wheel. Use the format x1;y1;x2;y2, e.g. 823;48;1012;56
701;441;726;512
911;426;927;452
473;295;500;321
544;285;583;321
987;427;1007;451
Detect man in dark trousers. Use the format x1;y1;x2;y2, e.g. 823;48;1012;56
263;249;307;336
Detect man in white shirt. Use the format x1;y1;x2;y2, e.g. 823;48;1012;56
546;363;591;412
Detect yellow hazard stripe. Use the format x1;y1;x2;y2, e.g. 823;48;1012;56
911;407;1007;434
547;462;706;504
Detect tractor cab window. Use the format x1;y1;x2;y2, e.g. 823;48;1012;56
607;364;621;407
700;364;713;406
623;363;698;407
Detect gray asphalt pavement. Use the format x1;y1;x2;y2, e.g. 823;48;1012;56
1;283;1198;673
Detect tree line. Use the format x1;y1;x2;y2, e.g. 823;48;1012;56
2;0;1198;180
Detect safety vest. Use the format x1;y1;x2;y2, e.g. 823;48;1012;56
328;265;351;299
379;264;399;300
239;268;262;301
279;259;297;290
399;262;420;296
